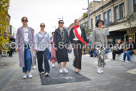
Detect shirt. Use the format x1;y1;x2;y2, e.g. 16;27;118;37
34;32;51;51
73;27;81;40
23;27;29;44
92;28;107;47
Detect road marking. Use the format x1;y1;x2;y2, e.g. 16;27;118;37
127;68;136;74
105;59;111;62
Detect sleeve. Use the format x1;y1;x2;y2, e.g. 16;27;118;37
119;44;123;50
69;28;74;43
32;29;34;49
53;30;57;48
92;29;96;48
34;34;38;50
15;28;20;48
105;30;108;47
47;34;51;51
82;28;89;43
66;30;70;44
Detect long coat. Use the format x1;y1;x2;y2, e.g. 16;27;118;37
54;28;70;63
16;27;34;67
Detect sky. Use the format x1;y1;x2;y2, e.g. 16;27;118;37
9;0;98;34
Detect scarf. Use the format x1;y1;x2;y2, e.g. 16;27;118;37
74;25;88;45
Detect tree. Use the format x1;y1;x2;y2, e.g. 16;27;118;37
82;12;88;18
125;13;136;34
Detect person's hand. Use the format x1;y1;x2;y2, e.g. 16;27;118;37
35;50;38;52
116;46;118;49
67;47;72;50
55;48;57;51
16;48;18;52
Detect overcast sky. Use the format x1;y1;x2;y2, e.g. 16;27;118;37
9;0;99;34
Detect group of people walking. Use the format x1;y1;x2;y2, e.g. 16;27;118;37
15;16;113;79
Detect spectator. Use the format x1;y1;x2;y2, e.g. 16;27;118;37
112;39;123;60
123;37;135;62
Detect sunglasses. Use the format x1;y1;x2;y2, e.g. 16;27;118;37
59;22;64;24
22;20;28;22
40;25;45;27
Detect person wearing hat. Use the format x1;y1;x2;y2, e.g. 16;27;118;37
123;37;135;62
92;19;107;74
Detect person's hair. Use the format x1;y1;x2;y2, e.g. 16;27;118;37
95;19;104;27
58;20;64;24
74;19;79;23
21;17;28;22
40;23;45;26
52;32;55;35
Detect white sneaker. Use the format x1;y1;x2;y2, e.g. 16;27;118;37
32;65;36;70
52;64;55;68
23;74;27;79
28;73;33;79
45;72;49;77
125;61;130;62
100;68;104;73
59;69;63;74
40;72;44;75
97;67;101;74
63;68;68;73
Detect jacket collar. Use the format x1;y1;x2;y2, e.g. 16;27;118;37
56;27;67;35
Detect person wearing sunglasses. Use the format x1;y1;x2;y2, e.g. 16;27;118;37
16;17;34;79
34;23;51;77
54;20;70;74
92;19;107;74
69;19;88;73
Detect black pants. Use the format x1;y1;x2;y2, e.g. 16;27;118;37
36;49;50;73
9;49;13;57
73;40;82;70
112;50;123;60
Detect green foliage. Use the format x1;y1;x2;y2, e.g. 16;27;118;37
82;12;88;18
125;13;136;34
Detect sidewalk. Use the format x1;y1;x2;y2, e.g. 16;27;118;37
0;53;136;91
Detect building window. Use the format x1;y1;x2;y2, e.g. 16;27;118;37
103;11;108;25
119;3;125;19
134;0;136;12
108;9;112;23
114;6;119;22
91;18;93;29
95;14;101;23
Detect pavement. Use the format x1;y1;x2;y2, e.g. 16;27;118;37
0;53;136;91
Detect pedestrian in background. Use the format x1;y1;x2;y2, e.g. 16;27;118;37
123;37;135;62
54;20;70;74
50;32;57;68
69;19;88;73
31;51;37;70
112;39;123;60
35;23;51;77
16;17;34;79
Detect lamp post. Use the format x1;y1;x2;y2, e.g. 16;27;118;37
87;0;90;30
82;0;91;30
58;16;63;20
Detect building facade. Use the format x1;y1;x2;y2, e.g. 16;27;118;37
80;0;136;44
